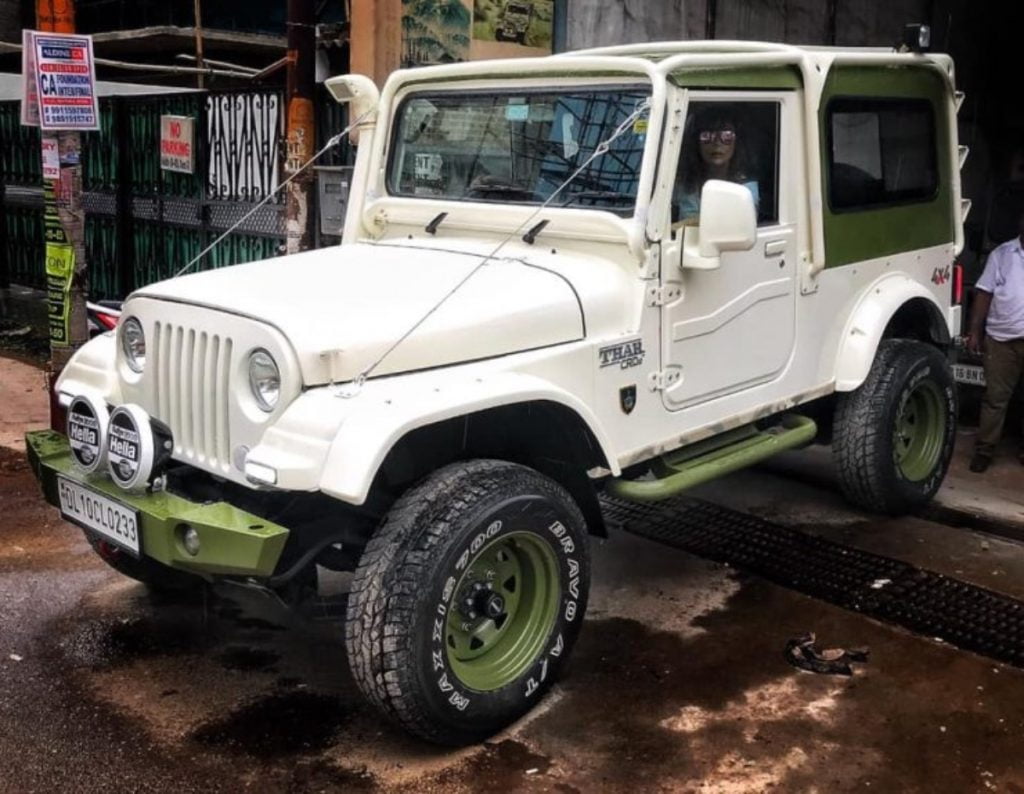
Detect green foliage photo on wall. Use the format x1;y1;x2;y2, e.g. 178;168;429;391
402;0;472;66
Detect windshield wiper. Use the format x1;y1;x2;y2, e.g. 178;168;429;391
522;219;549;245
560;190;634;207
463;182;538;201
425;211;447;235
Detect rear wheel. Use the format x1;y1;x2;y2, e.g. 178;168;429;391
345;460;589;745
833;339;956;514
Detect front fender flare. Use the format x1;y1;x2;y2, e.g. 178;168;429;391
833;274;951;392
318;372;619;505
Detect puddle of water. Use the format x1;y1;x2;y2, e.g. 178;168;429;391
61;615;210;669
189;691;346;757
216;646;281;672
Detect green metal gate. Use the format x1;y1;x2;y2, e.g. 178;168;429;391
2;88;288;300
0;102;45;291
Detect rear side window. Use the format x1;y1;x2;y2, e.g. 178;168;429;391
827;98;937;211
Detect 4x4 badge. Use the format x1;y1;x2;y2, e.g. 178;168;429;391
620;385;637;415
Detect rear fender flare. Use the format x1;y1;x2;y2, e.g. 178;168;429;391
834;274;951;392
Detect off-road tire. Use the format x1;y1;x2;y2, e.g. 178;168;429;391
345;460;589;745
86;533;202;592
833;339;956;515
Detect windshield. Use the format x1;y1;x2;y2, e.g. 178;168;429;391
387;87;651;214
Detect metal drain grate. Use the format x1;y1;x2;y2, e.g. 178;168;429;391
601;494;1024;668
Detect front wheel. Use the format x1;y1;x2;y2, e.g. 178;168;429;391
833;339;957;515
345;460;590;745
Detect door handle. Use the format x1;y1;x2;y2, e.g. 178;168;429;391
764;239;786;257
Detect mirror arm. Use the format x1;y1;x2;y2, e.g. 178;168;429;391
681;226;721;270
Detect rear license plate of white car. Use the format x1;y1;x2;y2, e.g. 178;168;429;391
953;363;986;387
57;476;140;556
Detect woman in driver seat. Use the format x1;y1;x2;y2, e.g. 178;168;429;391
676;106;759;222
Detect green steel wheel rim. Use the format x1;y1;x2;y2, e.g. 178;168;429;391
893;379;946;482
445;531;561;692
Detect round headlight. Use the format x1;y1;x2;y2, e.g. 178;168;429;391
248;349;280;412
121;317;146;373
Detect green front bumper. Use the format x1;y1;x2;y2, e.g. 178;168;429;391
26;430;289;578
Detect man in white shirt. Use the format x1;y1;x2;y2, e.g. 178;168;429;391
966;213;1024;472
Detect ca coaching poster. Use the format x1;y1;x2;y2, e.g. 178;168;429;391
32;33;100;131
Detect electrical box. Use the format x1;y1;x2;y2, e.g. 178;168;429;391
315;165;354;238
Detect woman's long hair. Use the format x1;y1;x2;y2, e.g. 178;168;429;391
679;106;752;194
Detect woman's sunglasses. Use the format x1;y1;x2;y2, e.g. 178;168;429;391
699;129;736;144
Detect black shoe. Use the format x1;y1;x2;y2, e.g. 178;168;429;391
969;453;992;473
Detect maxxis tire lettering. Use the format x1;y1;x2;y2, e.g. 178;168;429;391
345;459;590;745
428;506;581;713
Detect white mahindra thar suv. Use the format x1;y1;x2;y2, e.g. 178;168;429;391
28;37;968;744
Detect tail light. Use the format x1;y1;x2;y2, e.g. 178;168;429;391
86;301;121;332
952;263;964;305
95;310;119;331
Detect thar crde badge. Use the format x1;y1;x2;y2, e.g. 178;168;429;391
599;339;645;370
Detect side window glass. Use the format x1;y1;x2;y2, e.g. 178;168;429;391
674;100;781;226
828;98;937;211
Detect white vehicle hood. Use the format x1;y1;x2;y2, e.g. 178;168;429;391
133;243;584;385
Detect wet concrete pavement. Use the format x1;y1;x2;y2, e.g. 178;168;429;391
4;354;1024;792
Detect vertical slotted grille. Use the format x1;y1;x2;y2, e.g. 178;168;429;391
151;321;232;470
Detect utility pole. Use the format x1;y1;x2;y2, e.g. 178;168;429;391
37;0;88;428
351;0;401;86
284;0;315;254
193;0;206;89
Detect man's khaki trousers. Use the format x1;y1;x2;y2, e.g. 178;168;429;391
976;336;1024;457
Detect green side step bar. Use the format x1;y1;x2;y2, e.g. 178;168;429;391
606;414;817;502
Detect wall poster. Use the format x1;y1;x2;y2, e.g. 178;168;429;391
400;0;553;68
471;0;554;57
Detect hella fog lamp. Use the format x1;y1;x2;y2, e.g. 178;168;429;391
106;404;156;491
121;317;146;373
67;394;110;473
248;349;281;412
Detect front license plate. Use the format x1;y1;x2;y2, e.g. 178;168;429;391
953;363;986;387
57;476;141;556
